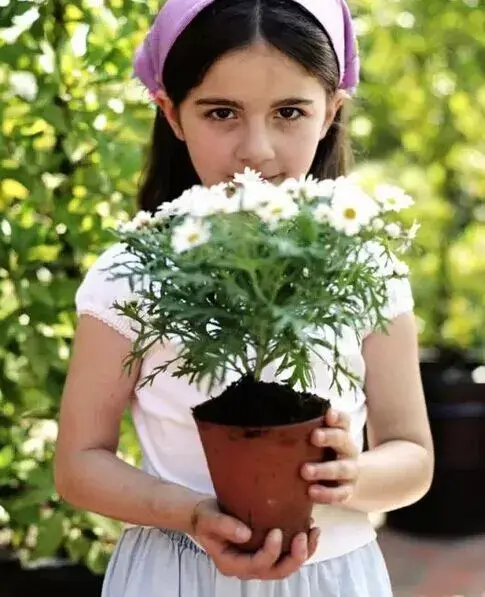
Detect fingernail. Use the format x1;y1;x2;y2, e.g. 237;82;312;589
236;527;250;541
306;465;316;478
317;430;326;442
272;528;283;542
309;485;321;498
298;535;308;557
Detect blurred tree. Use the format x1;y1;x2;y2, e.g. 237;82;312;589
353;0;485;357
0;0;155;573
0;0;484;573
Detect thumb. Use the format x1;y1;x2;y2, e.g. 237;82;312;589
195;502;251;544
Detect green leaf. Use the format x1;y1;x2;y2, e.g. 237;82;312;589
40;105;69;133
0;445;14;468
27;245;60;262
84;512;123;540
34;512;65;558
8;487;54;511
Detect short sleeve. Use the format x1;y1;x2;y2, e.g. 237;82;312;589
381;275;414;321
361;242;415;337
75;243;142;341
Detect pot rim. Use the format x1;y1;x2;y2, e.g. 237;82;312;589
192;411;326;431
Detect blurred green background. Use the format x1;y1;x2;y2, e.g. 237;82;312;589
0;0;484;575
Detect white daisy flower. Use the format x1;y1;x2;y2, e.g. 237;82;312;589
375;184;414;212
205;184;241;214
254;193;299;226
119;210;152;232
372;217;385;231
134;210;153;225
157;184;241;221
280;175;336;201
316;179;338;198
313;202;332;223
155;202;178;220
233;167;264;186
239;180;276;211
385;223;402;238
171;217;211;253
182;186;228;218
156;191;193;220
329;179;379;235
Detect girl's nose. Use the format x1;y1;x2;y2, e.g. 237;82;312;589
235;122;276;170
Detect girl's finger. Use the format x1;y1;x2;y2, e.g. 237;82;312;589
302;459;359;482
309;482;354;504
311;428;359;457
307;526;321;558
325;409;351;431
196;506;251;544
201;535;249;578
263;532;309;580
245;528;283;577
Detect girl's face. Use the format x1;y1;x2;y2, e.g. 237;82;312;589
159;42;344;186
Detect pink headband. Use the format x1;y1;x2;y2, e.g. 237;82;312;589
134;0;360;95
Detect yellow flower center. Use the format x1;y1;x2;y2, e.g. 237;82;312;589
188;233;200;243
343;207;357;220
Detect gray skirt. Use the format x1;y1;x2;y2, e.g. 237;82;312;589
101;526;393;596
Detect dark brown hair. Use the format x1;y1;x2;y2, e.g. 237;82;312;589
138;0;353;212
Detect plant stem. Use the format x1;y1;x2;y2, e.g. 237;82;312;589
253;327;270;381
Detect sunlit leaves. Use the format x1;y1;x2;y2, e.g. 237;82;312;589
352;0;485;351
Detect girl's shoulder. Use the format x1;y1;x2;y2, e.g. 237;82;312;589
359;241;415;337
75;243;142;341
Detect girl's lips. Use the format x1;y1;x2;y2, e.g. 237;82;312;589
225;173;284;183
266;174;284;183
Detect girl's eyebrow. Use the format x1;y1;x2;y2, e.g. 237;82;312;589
194;97;314;108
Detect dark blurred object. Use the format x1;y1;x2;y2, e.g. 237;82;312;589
0;549;103;597
387;350;485;536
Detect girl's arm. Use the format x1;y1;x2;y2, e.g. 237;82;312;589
303;313;434;513
54;315;210;532
343;312;434;513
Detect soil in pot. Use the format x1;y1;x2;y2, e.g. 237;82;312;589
192;375;332;553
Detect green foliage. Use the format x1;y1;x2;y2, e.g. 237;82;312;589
0;0;483;574
352;0;485;353
0;0;152;573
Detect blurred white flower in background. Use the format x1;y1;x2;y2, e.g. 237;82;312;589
0;7;39;44
9;71;38;101
71;23;89;57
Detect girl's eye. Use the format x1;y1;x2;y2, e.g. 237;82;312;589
206;108;236;121
277;107;304;120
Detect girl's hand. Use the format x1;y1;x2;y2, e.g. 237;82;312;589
301;409;360;504
191;498;320;580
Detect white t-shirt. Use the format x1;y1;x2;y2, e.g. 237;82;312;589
75;242;414;564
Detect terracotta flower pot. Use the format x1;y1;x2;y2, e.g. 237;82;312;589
194;410;331;553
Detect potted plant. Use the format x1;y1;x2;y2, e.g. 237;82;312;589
110;171;416;552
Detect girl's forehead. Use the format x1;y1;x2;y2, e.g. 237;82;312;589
192;42;325;98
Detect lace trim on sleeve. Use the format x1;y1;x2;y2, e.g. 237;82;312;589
77;305;138;342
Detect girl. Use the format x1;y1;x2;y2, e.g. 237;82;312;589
54;0;434;595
